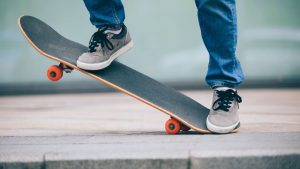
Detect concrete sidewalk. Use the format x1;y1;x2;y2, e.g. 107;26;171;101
0;89;300;169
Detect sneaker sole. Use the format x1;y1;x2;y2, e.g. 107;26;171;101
77;41;133;70
206;118;240;134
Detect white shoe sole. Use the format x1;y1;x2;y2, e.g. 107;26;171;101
77;41;133;70
206;118;240;134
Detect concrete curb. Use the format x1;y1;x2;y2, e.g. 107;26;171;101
1;151;300;169
45;149;300;169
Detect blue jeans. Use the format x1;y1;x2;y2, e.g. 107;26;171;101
83;0;244;88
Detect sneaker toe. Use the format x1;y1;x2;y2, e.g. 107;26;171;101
78;53;105;64
207;112;239;128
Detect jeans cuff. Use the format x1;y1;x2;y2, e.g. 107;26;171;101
96;23;123;30
207;81;239;89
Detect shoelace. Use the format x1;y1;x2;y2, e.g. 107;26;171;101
212;89;242;112
88;27;114;53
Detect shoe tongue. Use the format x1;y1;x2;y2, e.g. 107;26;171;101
215;86;236;91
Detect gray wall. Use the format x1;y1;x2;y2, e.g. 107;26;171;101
0;0;300;93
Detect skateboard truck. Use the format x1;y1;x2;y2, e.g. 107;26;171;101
46;63;73;81
59;63;73;73
165;117;191;134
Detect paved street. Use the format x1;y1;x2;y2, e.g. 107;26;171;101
0;89;299;169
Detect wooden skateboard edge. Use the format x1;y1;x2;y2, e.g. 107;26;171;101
18;15;240;134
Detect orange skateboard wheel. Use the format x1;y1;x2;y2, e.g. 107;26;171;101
165;118;181;134
181;124;190;131
47;65;63;81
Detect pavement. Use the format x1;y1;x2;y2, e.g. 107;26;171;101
0;89;299;169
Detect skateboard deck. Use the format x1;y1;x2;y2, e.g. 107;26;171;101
18;15;239;134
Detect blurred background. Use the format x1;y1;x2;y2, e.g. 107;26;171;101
0;0;300;95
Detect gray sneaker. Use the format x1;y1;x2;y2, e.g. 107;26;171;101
206;87;242;133
77;24;133;70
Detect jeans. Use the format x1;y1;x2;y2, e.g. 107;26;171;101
83;0;244;88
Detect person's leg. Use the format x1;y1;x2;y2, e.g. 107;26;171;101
83;0;125;29
195;0;244;133
195;0;244;88
78;0;132;70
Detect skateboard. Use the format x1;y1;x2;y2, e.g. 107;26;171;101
18;15;239;134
